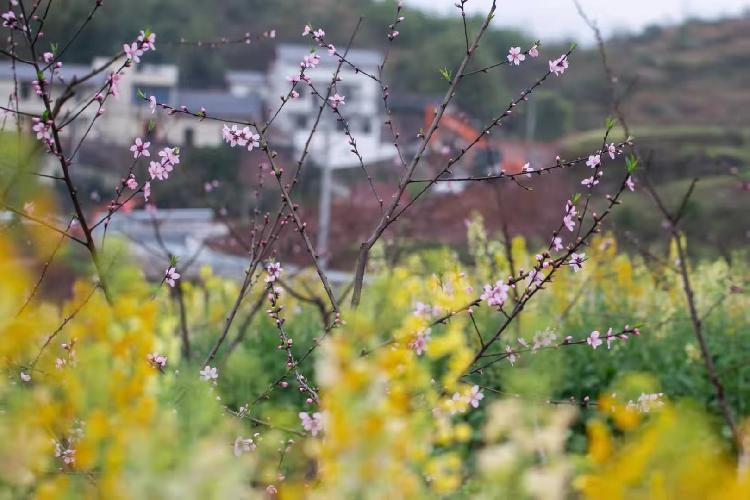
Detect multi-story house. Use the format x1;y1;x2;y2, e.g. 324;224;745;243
267;44;396;169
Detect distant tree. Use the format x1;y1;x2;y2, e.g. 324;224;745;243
533;92;573;141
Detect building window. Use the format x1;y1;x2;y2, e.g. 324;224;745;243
20;82;31;100
184;128;194;147
295;114;308;128
340;85;356;102
134;86;170;105
361;118;372;134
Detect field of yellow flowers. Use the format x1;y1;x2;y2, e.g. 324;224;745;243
1;211;748;498
0;174;750;498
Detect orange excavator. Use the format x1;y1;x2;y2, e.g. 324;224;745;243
424;106;525;175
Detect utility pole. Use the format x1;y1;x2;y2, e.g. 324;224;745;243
524;96;538;164
525;97;537;144
317;124;333;270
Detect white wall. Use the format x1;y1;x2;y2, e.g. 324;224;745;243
267;55;395;169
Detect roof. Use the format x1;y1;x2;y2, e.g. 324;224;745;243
110;208;215;222
0;62;102;84
174;90;263;118
276;43;381;68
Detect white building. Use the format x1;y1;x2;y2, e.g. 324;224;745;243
267;44;396;169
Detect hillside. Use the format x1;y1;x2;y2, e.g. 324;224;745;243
554;16;750;131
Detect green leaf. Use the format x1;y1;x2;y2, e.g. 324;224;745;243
136;88;146;99
626;155;639;174
148;119;156;131
439;67;452;82
605;116;616;131
572;193;582;204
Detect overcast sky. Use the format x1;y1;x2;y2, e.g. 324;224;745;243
404;0;750;43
